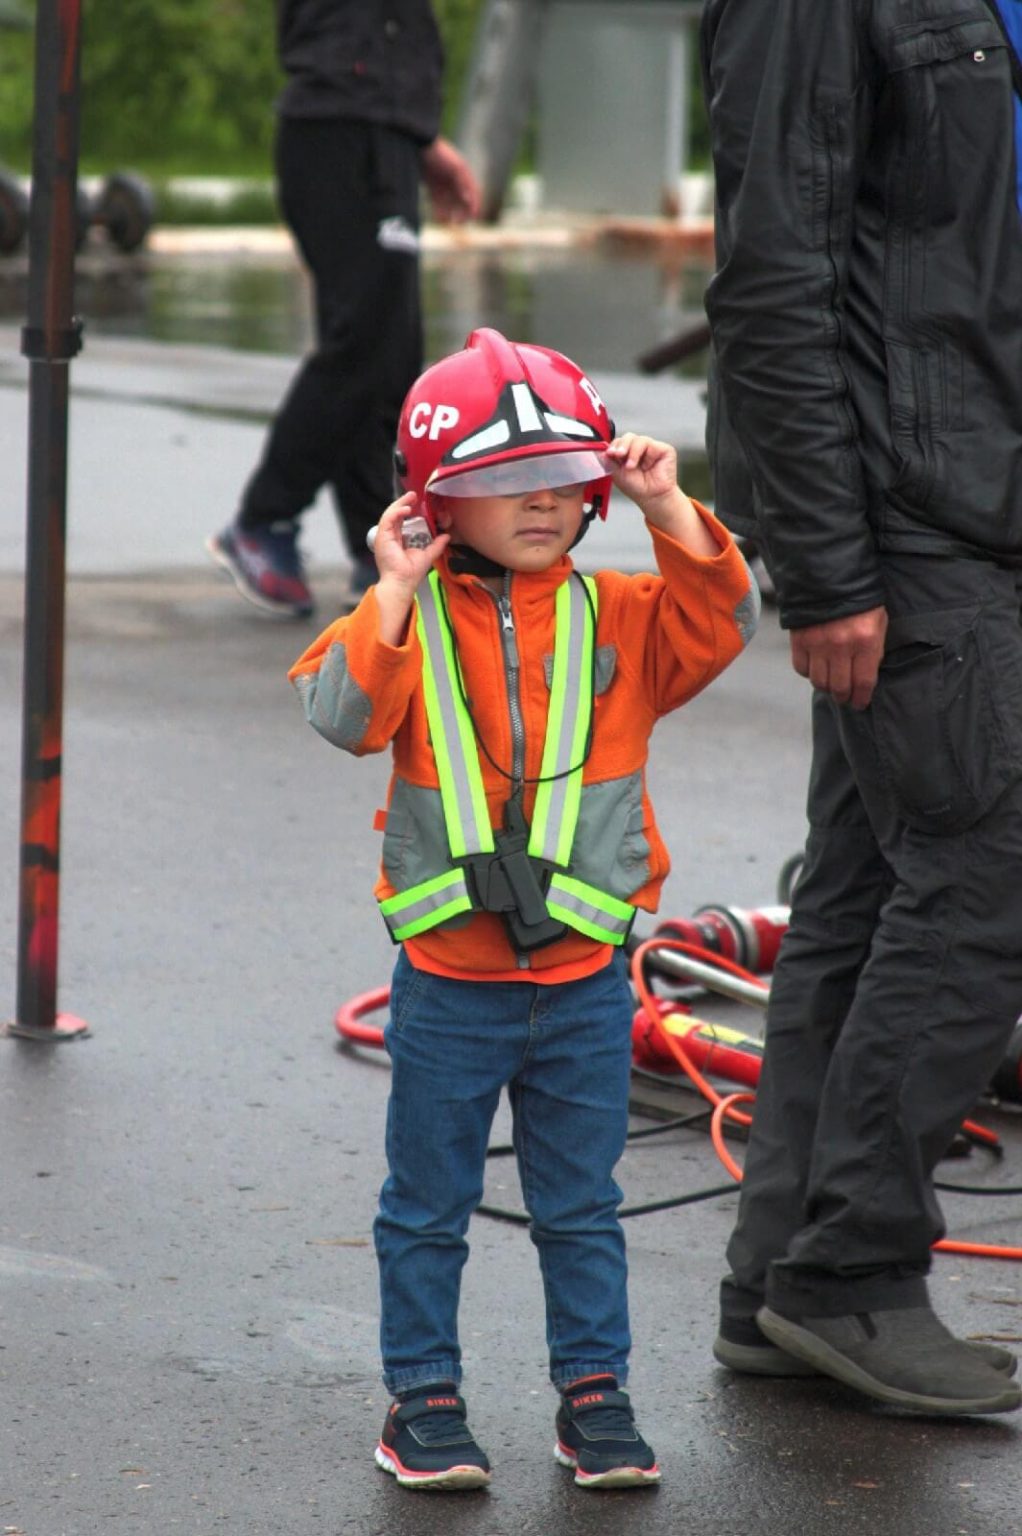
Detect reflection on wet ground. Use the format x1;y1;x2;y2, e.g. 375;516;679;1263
0;235;715;493
0;238;714;366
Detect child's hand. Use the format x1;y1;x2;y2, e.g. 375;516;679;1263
604;434;680;516
604;434;721;556
372;492;449;592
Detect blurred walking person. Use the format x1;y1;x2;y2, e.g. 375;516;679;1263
208;1;480;618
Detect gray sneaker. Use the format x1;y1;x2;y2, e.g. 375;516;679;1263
714;1313;1017;1378
713;1315;817;1376
757;1305;1022;1414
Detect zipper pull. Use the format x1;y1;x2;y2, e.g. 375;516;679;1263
498;595;520;669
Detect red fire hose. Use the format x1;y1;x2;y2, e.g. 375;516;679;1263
629;936;1022;1263
334;904;1022;1262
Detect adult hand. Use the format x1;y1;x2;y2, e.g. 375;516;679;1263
789;606;888;710
420;137;481;224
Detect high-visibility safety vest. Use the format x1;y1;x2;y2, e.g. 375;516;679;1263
379;570;636;948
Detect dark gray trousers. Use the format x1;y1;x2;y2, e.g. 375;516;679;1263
723;555;1022;1320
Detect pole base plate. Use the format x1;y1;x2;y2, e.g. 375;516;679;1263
3;1012;91;1042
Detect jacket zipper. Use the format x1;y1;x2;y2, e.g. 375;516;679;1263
495;575;526;794
491;576;532;968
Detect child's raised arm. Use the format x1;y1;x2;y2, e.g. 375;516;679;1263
604;435;723;558
372;492;450;645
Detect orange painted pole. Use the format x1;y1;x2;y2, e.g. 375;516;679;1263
7;0;89;1042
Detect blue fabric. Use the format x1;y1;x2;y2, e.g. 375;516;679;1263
992;0;1022;214
374;949;635;1393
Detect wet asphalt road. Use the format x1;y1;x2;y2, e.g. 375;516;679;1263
1;338;1022;1535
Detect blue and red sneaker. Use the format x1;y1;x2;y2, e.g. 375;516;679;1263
375;1388;491;1490
206;518;314;618
555;1375;660;1489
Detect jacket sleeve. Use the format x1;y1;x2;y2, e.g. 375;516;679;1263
604;502;760;718
287;588;421;755
701;0;885;628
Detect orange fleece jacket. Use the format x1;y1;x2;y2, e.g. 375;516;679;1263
289;504;756;981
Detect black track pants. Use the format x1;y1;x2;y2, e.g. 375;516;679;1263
239;117;423;556
723;555;1022;1320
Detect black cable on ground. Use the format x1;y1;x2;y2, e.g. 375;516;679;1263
477;1182;737;1226
477;1104;737;1223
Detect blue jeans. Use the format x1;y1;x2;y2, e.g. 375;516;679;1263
374;949;635;1395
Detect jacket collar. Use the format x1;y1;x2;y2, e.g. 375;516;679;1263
437;549;576;601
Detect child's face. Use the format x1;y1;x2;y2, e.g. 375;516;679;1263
433;483;587;574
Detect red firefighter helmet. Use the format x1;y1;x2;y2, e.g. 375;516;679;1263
395;328;615;536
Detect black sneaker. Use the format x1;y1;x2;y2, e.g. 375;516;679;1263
374;1388;491;1490
206;518;314;618
554;1376;660;1488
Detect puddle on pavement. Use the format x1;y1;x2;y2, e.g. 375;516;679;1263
0;236;714;494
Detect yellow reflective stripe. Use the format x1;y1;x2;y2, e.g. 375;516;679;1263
558;576;596;866
380;868;466;915
416;573;493;857
529;581;570;858
379;869;474;940
416;604;467;857
389;895;474;941
550;872;633;921
427;572;492;852
545;902;625;945
547;871;633;944
529;575;596;866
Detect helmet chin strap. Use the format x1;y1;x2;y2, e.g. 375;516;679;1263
567;492;602;552
448;542;508;578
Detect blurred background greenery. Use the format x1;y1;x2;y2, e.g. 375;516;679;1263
0;0;708;221
0;0;487;175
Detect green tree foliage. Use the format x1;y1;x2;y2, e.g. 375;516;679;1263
434;0;485;135
0;1;704;178
0;7;33;165
80;0;282;172
0;0;483;174
1;0;282;173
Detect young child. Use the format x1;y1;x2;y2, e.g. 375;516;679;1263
289;329;759;1491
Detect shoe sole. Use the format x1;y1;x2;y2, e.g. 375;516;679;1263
757;1307;1022;1415
713;1333;817;1377
375;1443;490;1489
712;1332;1017;1379
205;535;313;619
554;1444;661;1487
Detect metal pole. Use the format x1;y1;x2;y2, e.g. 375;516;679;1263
643;948;770;1011
6;0;89;1041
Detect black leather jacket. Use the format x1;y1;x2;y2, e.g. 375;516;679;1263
276;0;443;144
701;1;1022;629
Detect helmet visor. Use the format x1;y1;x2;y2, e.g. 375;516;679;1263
430;449;610;499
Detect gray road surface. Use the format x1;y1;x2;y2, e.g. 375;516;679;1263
1;335;1021;1535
